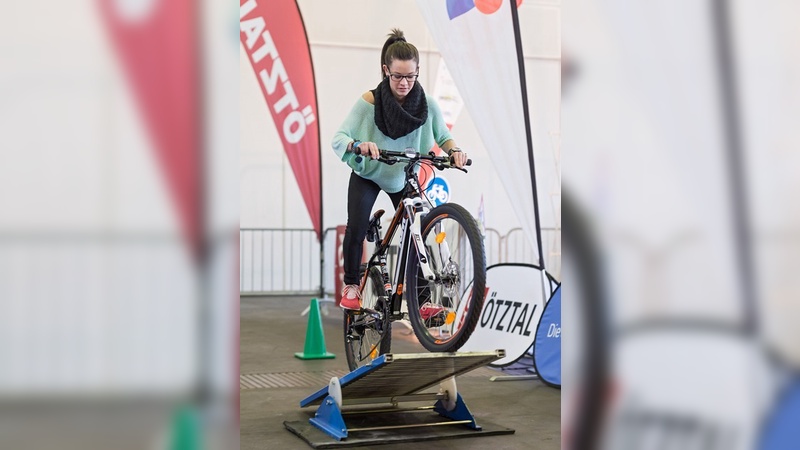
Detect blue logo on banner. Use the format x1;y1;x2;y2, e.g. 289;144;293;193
534;285;561;387
426;177;450;207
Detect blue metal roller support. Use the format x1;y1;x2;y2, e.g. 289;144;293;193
434;393;481;430
308;395;348;441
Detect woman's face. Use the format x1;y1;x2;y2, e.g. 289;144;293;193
383;59;419;102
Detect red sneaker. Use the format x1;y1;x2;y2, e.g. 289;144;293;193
340;284;362;310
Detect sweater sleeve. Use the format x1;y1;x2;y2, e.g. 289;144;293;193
331;98;370;172
428;97;453;148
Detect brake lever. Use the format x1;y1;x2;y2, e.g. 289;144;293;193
438;159;468;173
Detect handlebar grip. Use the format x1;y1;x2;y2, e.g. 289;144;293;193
350;144;364;162
449;155;473;166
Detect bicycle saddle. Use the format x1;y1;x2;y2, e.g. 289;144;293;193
366;209;385;242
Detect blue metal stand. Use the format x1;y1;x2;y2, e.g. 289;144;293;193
434;393;481;430
308;395;347;441
308;392;481;440
298;351;505;441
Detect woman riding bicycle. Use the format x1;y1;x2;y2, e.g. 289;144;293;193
332;28;469;311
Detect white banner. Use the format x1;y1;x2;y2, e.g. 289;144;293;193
416;0;542;263
457;264;551;366
432;59;464;129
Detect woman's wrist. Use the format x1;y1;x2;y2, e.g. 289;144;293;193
448;147;462;155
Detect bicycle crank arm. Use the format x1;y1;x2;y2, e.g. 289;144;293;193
360;307;384;319
388;312;407;321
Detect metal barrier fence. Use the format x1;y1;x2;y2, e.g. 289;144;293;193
240;226;560;295
484;228;502;266
239;229;320;295
503;227;561;280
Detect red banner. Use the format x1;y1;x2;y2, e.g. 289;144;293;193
240;0;321;240
99;0;202;259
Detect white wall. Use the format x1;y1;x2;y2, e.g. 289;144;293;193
240;0;561;239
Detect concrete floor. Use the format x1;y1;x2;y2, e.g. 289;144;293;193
240;295;560;449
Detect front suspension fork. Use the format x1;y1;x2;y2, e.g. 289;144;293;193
404;198;436;281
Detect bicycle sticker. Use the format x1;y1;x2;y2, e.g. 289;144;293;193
426;177;450;206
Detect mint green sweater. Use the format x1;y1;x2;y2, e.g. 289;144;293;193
331;95;453;193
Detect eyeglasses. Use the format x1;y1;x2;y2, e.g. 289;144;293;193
388;73;419;82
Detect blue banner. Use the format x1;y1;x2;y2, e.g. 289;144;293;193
534;285;560;387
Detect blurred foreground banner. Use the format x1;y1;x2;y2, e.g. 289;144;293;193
0;0;239;448
562;0;800;449
99;0;203;259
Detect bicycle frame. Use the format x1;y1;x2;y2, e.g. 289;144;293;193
362;168;438;319
344;147;479;367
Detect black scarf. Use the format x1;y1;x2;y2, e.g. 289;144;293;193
372;77;428;139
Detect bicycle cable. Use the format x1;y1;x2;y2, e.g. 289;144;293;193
413;159;438;211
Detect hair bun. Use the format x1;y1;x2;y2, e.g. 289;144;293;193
390;28;405;42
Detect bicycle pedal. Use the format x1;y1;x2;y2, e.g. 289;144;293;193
427;314;446;327
361;307;382;317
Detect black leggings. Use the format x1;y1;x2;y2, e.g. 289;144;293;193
343;172;403;285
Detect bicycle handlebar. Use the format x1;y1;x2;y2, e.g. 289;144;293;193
349;147;472;171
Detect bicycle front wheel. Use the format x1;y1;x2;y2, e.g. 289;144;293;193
406;203;486;352
343;265;392;371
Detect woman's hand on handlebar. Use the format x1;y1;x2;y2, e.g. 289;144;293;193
450;149;468;168
354;141;380;160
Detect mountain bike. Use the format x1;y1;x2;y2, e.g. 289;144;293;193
343;148;486;371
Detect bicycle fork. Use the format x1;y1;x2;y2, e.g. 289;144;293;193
403;197;436;280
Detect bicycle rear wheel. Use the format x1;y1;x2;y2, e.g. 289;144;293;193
343;265;392;371
406;203;486;352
